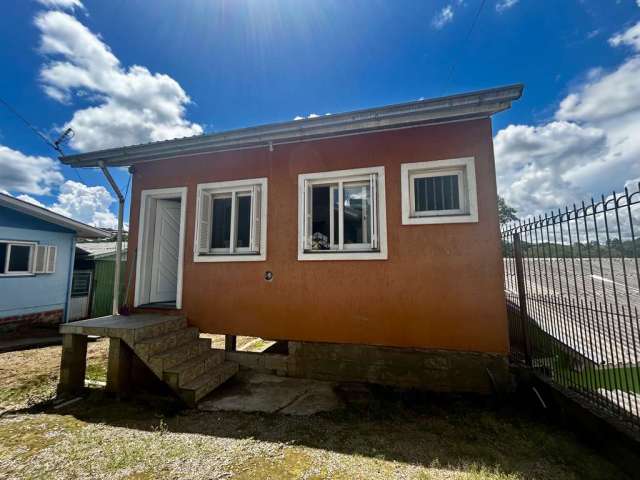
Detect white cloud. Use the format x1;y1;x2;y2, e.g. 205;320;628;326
495;21;640;218
432;5;454;29
36;0;84;11
35;11;202;152
293;113;327;120
494;122;607;213
15;194;46;208
496;0;519;13
608;21;640;52
0;144;64;195
49;180;119;228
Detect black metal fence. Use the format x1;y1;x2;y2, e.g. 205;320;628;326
502;184;640;430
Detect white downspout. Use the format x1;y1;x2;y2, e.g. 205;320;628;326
99;161;125;316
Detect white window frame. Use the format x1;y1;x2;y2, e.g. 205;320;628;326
0;241;36;276
298;166;387;261
401;157;478;225
194;178;268;263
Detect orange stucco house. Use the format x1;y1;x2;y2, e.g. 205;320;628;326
61;84;523;396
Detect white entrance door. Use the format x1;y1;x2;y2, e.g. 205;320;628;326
149;199;181;303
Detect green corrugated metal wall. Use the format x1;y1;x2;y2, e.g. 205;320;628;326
91;257;126;318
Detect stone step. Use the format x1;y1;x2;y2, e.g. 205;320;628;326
180;361;239;406
132;316;188;343
135;327;200;358
148;338;212;373
163;349;226;389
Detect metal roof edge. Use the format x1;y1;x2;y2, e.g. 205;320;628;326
0;193;110;238
61;83;524;168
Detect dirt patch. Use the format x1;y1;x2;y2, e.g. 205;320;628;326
0;338;109;411
0;341;630;479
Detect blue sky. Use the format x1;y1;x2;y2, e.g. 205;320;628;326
1;0;639;226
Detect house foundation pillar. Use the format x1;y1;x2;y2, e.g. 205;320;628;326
106;337;133;396
57;333;88;396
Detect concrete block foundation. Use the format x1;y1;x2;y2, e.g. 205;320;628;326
286;341;510;394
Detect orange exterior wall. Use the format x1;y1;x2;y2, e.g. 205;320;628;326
127;118;508;354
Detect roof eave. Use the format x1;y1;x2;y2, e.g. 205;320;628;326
61;83;523;168
0;194;110;238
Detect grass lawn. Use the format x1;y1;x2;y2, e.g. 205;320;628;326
0;341;630;480
565;366;640;394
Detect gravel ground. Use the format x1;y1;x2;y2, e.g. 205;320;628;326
0;342;629;480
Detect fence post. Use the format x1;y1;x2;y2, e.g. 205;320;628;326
513;233;532;366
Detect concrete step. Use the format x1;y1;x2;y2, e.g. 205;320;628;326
148;338;212;373
180;361;239;406
163;349;226;389
135;327;200;358
132;316;188;343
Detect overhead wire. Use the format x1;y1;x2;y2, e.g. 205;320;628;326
443;0;488;90
0;94;87;183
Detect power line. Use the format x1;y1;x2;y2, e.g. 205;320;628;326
444;0;488;90
0;95;58;151
0;94;86;183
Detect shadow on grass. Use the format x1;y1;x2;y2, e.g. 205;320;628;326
15;381;628;480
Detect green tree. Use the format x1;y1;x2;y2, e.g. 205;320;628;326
498;196;518;224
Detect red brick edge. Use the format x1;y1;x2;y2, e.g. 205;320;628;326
0;309;64;327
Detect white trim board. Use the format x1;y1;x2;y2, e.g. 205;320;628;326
401;157;479;225
134;187;187;309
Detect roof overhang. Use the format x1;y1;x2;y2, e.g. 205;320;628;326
60;83;523;168
0;193;109;238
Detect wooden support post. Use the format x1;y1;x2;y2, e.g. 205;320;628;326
225;334;237;352
57;333;88;396
106;337;132;396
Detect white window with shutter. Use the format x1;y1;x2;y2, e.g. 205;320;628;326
297;166;387;261
194;178;267;262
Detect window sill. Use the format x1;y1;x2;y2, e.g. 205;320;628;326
0;273;35;277
298;250;387;261
402;212;478;225
193;253;266;263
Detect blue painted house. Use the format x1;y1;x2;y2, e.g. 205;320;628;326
0;193;108;329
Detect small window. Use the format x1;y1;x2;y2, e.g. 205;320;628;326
194;178;267;262
401;157;478;225
298;166;387;261
0;241;36;275
71;271;92;297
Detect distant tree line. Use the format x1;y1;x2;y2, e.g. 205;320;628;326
502;238;639;259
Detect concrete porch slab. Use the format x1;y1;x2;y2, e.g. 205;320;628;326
197;371;344;415
59;314;183;337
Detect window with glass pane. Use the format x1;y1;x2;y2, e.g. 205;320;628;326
211;196;232;249
410;170;464;217
306;175;377;253
196;179;266;261
235;195;252;249
210;191;255;253
0;243;7;274
7;244;32;273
